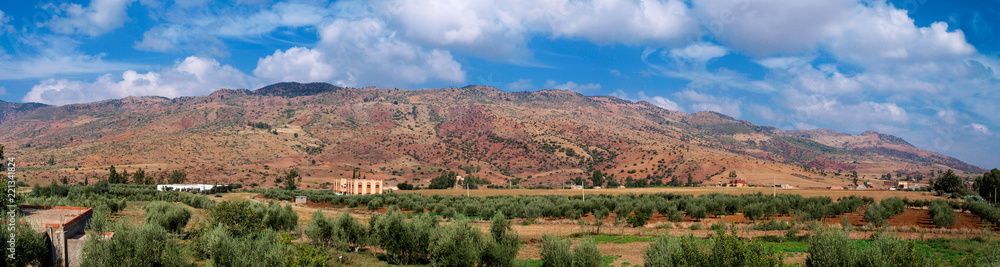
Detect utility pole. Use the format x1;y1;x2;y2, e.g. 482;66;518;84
582;179;585;202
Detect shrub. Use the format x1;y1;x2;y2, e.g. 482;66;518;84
369;211;437;264
928;200;955;228
643;234;683;267
628;212;651;228
642;231;783;267
143;201;192;233
881;197;906;217
806;228;931;267
864;204;888;227
481;212;520;267
541;235;573;267
806;228;854;267
573;240;603;267
429;219;483;267
1;218;50;267
81;223;190;267
197;225;287;267
262;201;298;231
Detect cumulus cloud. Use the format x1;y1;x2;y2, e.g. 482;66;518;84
969;123;991;136
675;90;741;118
23;56;253;105
253;17;465;87
46;0;136;37
543;80;600;93
379;0;698;62
135;1;335;56
609;90;684;112
253;47;335;84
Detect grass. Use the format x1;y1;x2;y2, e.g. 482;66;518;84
760;241;809;253
588;234;655;244
513;255;622;267
914;238;998;266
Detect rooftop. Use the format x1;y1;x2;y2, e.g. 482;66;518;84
21;206;92;232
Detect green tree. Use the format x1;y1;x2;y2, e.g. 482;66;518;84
168;170;187;184
928;200;955;228
590;170;605;188
1;218;50;267
80;223;190;267
284;169;301;190
132;168;147;185
108;165;124;184
481;212;519;267
594;207;610;234
933;169;964;194
143;201;192;233
429;171;458;189
975;168;1000;203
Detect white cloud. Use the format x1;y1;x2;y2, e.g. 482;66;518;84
0;9;13;34
23;56;253;105
693;0;975;61
668;42;728;63
636;91;682;111
254;47;336;84
253;17;466;87
379;0;698;62
609;90;684;112
675;90;741;118
969;123;991;136
542;80;600;93
135;1;335;56
46;0;136;37
506;79;534;91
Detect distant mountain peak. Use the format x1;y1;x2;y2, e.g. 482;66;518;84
859;130;913;147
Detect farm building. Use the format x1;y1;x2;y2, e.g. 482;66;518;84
156;184;220;192
332;178;384;195
21;205;108;267
728;179;747;187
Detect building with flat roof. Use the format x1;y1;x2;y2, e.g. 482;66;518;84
21;206;99;267
332;178;384;195
156;184;220;192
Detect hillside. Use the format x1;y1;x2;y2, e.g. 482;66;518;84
0;83;985;189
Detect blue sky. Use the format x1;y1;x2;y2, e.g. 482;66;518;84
0;0;997;169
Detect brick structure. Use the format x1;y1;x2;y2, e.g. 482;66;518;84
22;206;99;267
332;178;384;195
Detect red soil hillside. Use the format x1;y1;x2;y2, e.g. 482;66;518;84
0;83;985;189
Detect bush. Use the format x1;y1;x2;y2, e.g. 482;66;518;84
430;219;484;266
573;240;603;267
197;225;287;267
806;228;932;267
643;234;683;267
881;197;906;217
369;211;437;264
481;212;519;266
143;201;192;233
541;235;573;267
642;231;783;267
864;204;888;227
628;212;651;228
1;218;50;267
928;200;955;228
81;223;190;267
261;201;298;231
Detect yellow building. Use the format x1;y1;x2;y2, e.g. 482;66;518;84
334;178;384;195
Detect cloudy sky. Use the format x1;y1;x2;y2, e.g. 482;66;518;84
0;0;997;169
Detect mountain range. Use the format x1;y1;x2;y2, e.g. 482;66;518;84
0;82;985;189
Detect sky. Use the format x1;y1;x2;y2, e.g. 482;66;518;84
0;0;997;169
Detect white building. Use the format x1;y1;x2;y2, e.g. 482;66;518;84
157;184;220;192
